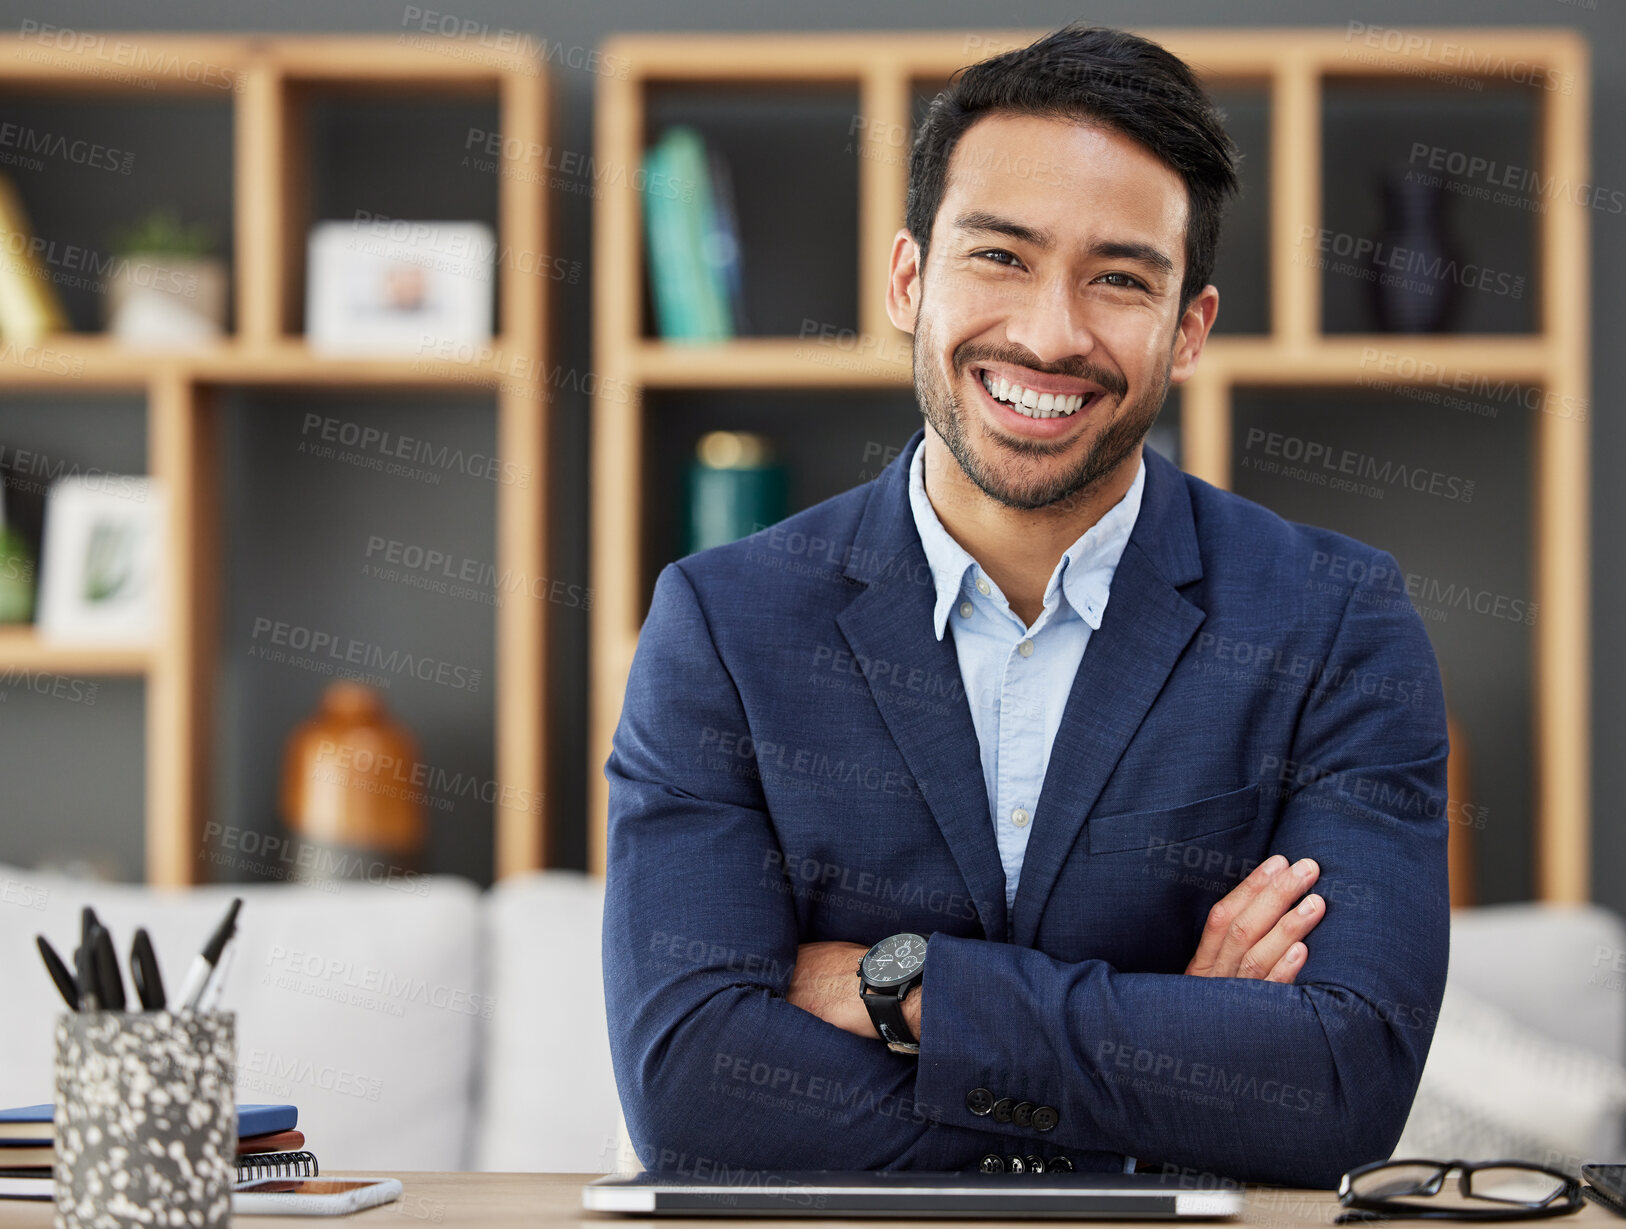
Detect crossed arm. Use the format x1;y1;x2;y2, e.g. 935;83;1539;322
787;852;1331;1042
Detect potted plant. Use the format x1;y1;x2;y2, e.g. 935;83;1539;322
105;210;227;346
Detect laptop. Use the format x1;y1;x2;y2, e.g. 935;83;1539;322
583;1170;1244;1218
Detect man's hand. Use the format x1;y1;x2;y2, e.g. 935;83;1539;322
1185;854;1324;982
787;941;923;1041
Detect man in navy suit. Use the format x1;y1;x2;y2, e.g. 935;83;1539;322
603;24;1448;1188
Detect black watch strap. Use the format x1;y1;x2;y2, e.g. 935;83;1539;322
863;985;919;1051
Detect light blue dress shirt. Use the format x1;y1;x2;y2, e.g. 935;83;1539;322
907;441;1147;914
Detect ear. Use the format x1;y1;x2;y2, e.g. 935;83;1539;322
885;229;923;335
1169;284;1220;384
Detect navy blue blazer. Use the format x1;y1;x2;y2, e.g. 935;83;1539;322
603;428;1449;1188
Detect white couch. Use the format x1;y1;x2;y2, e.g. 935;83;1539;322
0;862;1621;1173
0;866;623;1173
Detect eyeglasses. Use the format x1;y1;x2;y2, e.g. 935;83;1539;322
1337;1160;1583;1222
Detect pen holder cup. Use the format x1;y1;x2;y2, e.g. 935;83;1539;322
53;1011;236;1229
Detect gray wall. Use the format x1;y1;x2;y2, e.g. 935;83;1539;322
0;0;1619;913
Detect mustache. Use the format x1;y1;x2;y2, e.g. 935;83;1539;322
953;343;1129;401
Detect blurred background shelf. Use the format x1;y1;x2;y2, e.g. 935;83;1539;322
0;34;552;886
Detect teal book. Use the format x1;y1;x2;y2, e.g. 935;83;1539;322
642;139;694;340
649;127;731;341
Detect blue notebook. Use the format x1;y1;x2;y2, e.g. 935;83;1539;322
0;1103;296;1146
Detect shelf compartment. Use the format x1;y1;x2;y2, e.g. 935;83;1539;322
639;387;919;612
217;388;502;885
0;93;234;336
1318;81;1539;336
1231;384;1533;904
642;82;862;341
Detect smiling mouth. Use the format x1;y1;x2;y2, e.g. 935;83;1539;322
976;369;1101;420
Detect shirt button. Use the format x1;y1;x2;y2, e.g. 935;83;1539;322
1018;640;1034;657
959;601;973;619
976;576;991;596
1011;808;1029;828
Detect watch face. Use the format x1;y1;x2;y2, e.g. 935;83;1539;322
863;933;928;985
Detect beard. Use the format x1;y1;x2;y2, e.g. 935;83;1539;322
912;312;1170;512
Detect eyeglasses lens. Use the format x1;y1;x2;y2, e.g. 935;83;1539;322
1464;1168;1568;1207
1350;1165;1450;1202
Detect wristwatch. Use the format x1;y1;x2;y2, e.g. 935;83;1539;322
858;933;928;1054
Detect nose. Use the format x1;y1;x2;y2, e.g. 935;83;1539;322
1001;273;1098;368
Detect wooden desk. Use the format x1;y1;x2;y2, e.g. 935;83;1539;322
0;1174;1617;1229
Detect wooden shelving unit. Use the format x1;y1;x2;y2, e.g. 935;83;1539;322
0;34;554;886
589;29;1591;901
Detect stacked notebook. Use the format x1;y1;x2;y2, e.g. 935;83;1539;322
0;1103;317;1200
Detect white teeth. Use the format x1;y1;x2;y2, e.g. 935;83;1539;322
979;371;1091;420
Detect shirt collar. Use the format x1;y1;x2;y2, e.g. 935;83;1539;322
907;439;1146;640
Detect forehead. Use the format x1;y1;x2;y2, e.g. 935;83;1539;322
940;112;1188;252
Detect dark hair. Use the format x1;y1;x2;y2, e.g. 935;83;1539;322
906;25;1240;312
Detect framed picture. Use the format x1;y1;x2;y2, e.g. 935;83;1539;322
305;220;495;355
37;476;164;643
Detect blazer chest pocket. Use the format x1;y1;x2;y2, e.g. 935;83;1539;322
1086;783;1260;855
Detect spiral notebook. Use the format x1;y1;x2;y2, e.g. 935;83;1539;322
236;1151;320;1183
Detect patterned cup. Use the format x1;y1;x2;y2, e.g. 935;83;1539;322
53;1011;236;1229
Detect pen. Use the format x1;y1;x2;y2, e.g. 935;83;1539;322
79;906;98;972
90;923;126;1011
75;940;100;1012
178;897;242;1011
36;936;79;1011
195;939;235;1012
131;928;166;1011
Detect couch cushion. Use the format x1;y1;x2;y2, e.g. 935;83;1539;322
1395;980;1626;1172
473;871;621;1172
1448;903;1626;1065
0;864;483;1170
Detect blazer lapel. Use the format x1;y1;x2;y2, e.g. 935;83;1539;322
835;431;1009;943
1009;449;1208;949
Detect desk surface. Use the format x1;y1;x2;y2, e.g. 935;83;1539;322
0;1174;1617;1229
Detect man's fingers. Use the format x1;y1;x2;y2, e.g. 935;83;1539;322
1235;893;1324;980
1264;941;1307;984
1212;857;1319;975
1186;854;1288;975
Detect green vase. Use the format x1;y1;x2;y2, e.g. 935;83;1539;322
685;431;787;555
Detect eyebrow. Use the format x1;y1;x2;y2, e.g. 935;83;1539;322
952;211;1176;279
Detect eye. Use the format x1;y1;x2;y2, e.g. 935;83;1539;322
1096;271;1146;290
973;248;1024;269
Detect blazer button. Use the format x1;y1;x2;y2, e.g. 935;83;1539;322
992;1097;1015;1124
965;1088;995;1116
1011;1100;1035;1128
1024;1155;1046;1174
1004;1155;1027;1173
1048;1156;1073;1172
1031;1105;1059;1132
979;1153;1005;1173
